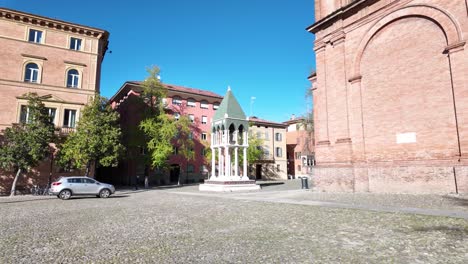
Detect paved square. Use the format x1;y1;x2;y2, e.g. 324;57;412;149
1;185;467;263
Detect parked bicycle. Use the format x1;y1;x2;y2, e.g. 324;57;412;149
31;185;50;196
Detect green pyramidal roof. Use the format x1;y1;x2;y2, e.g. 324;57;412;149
213;88;246;122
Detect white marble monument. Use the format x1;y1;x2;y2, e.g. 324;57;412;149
199;87;260;192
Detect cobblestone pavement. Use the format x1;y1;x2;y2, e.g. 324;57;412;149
0;185;467;263
169;180;468;219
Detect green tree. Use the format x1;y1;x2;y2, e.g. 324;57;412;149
236;131;264;177
58;96;124;176
0;93;55;196
138;66;194;187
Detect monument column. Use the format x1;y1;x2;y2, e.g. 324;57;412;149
234;147;239;177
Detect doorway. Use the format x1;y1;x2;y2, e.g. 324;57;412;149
256;164;262;180
170;164;180;183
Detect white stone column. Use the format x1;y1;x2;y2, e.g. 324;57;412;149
225;146;230;178
218;147;223;178
211;147;216;179
243;147;248;179
234;147;238;177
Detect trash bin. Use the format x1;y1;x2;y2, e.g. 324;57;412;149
300;177;309;189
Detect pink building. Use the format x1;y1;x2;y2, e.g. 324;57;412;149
0;8;109;194
106;81;222;186
284;116;315;178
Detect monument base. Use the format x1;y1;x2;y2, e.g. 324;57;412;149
199;180;261;192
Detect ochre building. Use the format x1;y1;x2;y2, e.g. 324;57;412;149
0;8;109;194
308;0;467;193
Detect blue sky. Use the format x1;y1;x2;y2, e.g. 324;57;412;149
2;0;316;122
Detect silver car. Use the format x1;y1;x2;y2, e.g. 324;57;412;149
50;176;115;200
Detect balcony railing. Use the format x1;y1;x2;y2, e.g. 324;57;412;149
55;126;76;135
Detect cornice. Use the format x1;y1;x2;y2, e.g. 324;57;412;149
0;8;109;40
306;0;383;34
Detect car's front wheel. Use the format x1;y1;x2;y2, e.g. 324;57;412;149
99;189;111;198
59;190;72;200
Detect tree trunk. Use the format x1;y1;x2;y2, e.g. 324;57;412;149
85;160;91;177
9;168;22;197
144;165;149;189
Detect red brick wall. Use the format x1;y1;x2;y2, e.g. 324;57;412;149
310;0;468;194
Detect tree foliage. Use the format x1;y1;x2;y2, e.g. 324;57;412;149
58;96;124;175
246;134;264;164
139;66;194;170
0;93;55;196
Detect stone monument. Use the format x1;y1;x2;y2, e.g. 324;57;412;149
199;87;261;192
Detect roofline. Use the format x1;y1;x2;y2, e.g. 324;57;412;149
283;118;305;125
250;118;288;128
0;7;109;39
109;81;224;103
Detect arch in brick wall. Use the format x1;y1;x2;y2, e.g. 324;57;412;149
351;4;463;80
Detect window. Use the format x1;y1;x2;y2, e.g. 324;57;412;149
187;164;194;173
201;147;206;156
202;116;207;124
70;37;82;50
67;69;80;88
263;146;270;157
201;133;207;141
189;114;194;123
19;105;30;123
187;98;196;107
46;107;56;124
173;147;179;155
67;178;83;183
28;29;42;43
256;132;262;139
200;100;208;109
63;109;77;128
174;112;180;121
172;96;182;106
24;63;39;83
213;103;219;110
188;132;193;140
275;133;282;141
276;147;282;157
83;178;96;184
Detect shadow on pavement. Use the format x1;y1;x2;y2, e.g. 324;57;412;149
443;195;468;207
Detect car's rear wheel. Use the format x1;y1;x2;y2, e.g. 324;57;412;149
59;190;72;200
99;189;111;198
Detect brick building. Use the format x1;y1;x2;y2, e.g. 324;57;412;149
0;8;109;194
308;0;467;193
284;116;315;178
107;82;222;186
248;117;288;180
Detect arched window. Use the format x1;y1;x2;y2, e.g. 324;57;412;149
24;63;39;83
67;69;79;88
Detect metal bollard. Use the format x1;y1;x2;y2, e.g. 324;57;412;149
301;177;309;189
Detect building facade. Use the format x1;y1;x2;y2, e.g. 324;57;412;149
284;116;315;178
107;82;222;186
0;8;109;194
249;117;288;180
308;0;467;193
